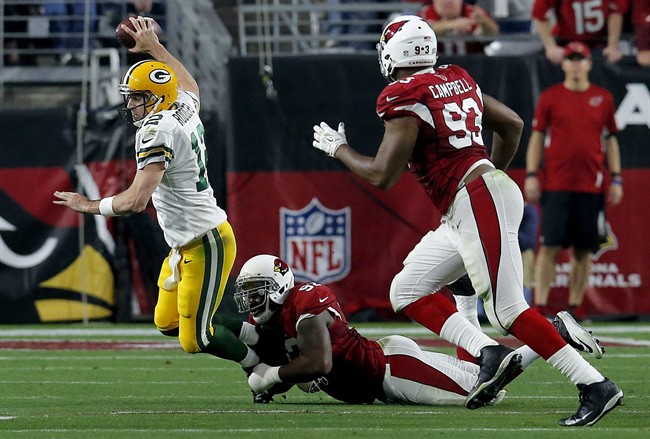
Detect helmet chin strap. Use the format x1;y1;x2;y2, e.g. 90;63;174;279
134;95;163;127
252;296;281;324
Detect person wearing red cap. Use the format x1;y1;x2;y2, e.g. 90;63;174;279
531;0;629;64
525;40;623;322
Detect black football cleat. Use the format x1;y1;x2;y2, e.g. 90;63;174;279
465;345;522;409
558;378;623;427
553;311;604;359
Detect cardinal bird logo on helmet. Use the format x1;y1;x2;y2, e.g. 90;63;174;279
381;20;409;44
273;258;290;276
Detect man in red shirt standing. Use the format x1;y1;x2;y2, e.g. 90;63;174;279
525;41;624;321
532;0;629;64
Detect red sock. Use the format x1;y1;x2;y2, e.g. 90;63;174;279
456;347;478;364
509;308;567;359
402;293;458;334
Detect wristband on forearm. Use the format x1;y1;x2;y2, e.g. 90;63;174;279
98;196;118;216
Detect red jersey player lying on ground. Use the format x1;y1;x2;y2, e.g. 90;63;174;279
311;15;622;426
231;254;605;407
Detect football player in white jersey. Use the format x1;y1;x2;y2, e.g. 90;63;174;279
54;17;260;370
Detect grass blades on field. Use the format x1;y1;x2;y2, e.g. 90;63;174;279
0;322;649;438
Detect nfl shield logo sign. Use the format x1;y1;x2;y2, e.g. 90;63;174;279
280;198;351;283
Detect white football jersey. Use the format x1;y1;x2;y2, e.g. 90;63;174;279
134;90;226;248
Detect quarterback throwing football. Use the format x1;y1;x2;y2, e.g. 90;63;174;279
54;17;259;369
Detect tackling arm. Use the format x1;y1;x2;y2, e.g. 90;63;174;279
279;311;333;381
248;311;334;393
482;94;523;171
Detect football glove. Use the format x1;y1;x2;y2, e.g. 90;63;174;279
313;122;347;157
252;324;290;366
252;390;274;404
252;382;293;403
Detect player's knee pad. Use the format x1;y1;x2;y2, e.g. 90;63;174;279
153;307;178;332
389;273;405;312
178;334;201;354
378;335;419;356
390;271;429;312
483;296;529;335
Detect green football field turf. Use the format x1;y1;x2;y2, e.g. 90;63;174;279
0;322;648;438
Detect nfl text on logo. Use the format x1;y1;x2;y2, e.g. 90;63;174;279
280;198;351;283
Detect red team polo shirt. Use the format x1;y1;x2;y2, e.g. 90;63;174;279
376;65;491;214
532;0;629;44
532;83;618;193
273;282;386;404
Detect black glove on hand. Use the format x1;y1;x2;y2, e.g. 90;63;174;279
253;324;290;366
252;382;293;404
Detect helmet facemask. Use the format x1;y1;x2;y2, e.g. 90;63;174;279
234;255;295;324
234;276;282;324
118;90;159;125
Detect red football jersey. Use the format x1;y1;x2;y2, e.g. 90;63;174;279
532;83;618;193
532;0;629;44
274;282;385;404
376;65;491;214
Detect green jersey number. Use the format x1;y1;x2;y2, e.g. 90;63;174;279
190;123;208;192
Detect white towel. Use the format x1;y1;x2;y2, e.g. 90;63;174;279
163;249;182;290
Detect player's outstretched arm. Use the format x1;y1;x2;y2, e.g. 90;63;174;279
53;163;164;216
248;311;333;394
482;94;523;171
313;117;417;190
279;311;333;381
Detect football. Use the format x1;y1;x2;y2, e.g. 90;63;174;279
115;16;161;49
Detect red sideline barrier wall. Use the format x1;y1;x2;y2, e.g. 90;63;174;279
228;168;648;319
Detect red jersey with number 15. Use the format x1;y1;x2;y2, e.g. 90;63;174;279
532;0;629;44
376;65;491;214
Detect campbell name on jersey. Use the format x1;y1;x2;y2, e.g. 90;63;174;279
376;65;491;214
135;90;226;248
